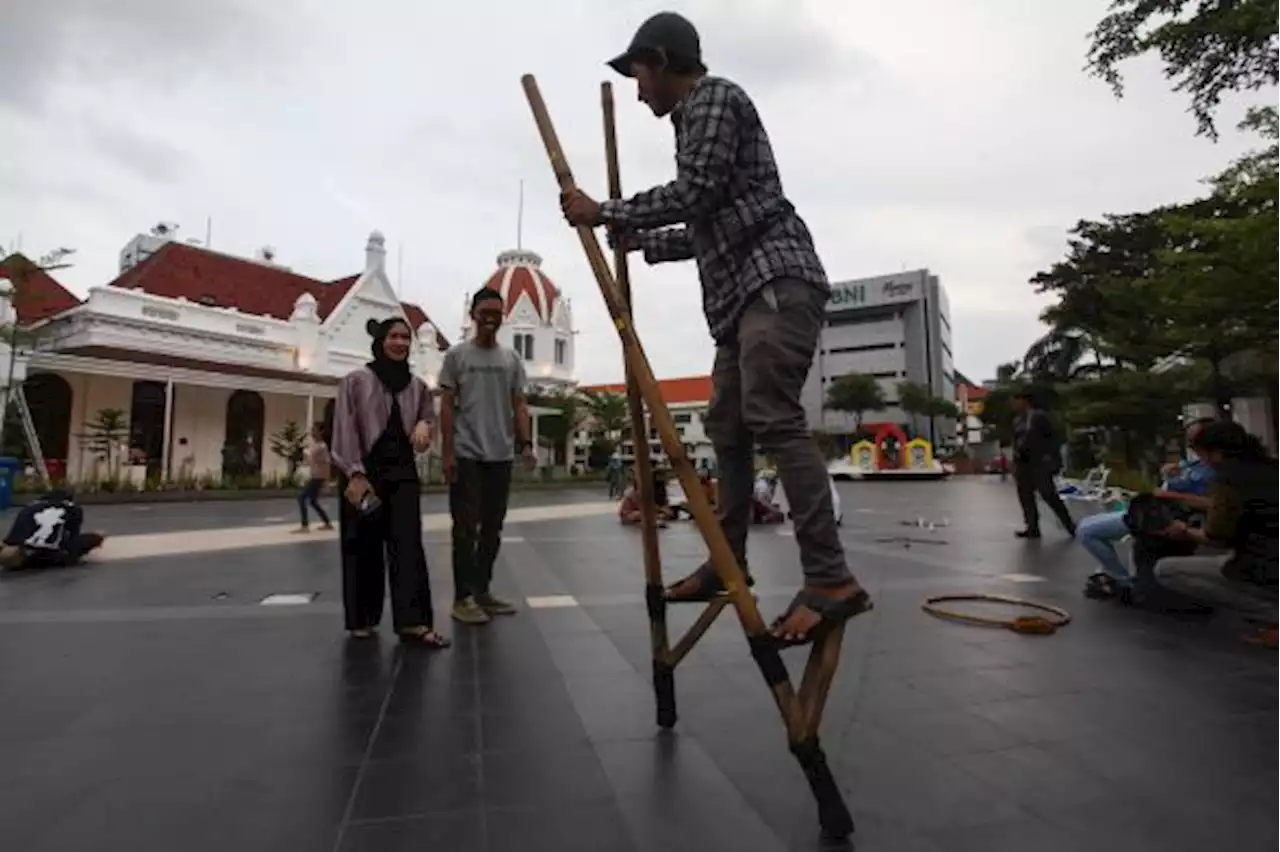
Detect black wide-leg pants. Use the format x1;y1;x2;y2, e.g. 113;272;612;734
339;475;434;631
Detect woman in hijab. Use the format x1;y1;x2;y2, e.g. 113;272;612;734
330;317;449;648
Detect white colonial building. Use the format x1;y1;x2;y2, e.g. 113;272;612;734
0;232;578;487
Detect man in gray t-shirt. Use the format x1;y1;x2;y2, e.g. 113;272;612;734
440;287;536;625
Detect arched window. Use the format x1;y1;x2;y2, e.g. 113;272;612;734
223;390;265;479
17;372;72;466
129;380;167;477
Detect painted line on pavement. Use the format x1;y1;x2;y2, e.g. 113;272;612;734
97;501;616;562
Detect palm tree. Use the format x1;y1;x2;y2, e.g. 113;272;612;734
580;389;631;440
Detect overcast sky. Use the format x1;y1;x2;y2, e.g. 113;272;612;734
0;0;1265;384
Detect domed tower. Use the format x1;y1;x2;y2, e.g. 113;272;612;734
461;249;576;391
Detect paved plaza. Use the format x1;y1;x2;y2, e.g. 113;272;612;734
0;479;1274;851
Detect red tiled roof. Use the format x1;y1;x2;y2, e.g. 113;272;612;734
958;384;991;400
582;374;712;406
106;242;448;348
109;242;353;321
400;301;450;349
0;254;83;324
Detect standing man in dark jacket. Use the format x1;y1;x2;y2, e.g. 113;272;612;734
1011;389;1075;539
560;12;870;645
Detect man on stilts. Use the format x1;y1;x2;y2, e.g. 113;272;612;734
561;11;871;645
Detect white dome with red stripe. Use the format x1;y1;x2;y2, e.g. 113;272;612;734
482;249;560;325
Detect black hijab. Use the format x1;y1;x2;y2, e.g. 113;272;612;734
366;318;413;394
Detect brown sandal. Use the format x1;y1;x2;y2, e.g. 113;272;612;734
398;628;451;649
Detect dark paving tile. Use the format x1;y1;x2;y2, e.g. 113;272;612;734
839;748;1030;831
593;738;790;852
951;744;1120;815
476;675;579;717
21;765;356;852
923;816;1104;852
480;708;589;752
486;800;637;852
338;813;486;852
481;743;611;810
859;704;1029;756
350;753;481;820
370;709;479;761
2;484;1276;851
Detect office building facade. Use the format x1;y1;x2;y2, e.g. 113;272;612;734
801;269;955;443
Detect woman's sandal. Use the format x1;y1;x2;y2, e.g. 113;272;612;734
664;562;755;603
398;628;452;649
768;588;873;648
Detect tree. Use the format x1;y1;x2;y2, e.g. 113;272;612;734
580;389;630;438
897;381;932;420
81;408;129;477
824;373;885;431
898;380;962;442
1059;367;1199;471
269;420;307;480
980;386;1017;447
531;389;584;465
1032;210;1180;369
1087;0;1279;139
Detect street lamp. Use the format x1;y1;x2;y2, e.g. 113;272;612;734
0;247;76;451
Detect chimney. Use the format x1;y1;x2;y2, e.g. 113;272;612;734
365;231;386;274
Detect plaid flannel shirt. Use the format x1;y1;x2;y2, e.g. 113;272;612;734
599;75;828;344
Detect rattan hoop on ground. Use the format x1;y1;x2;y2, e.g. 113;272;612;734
922;594;1072;635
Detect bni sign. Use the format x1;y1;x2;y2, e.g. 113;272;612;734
826;278;918;311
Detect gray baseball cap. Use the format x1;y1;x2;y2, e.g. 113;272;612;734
606;12;705;77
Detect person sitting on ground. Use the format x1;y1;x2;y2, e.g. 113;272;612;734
1153;421;1278;646
670;471;717;520
751;470;785;524
0;488;105;571
619;470;670;527
1080;417;1215;601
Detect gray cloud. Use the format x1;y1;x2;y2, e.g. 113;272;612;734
77;118;191;185
0;0;274;112
584;0;876;93
0;0;1266;386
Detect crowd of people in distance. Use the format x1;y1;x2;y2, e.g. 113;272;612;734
613;462;786;528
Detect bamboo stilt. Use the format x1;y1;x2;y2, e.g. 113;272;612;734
601;81;679;727
522;74;854;843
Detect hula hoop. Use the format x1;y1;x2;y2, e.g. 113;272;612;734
922;594;1072;635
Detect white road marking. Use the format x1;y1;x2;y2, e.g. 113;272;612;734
260;593;317;605
100;501;617;562
996;573;1048;583
526;595;579;609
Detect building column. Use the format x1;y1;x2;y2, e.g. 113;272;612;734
160;378;175;480
305;394;314;431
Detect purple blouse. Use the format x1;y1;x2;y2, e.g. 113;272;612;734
331;367;435;477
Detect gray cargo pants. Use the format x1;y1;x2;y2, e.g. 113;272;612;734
705;278;854;587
